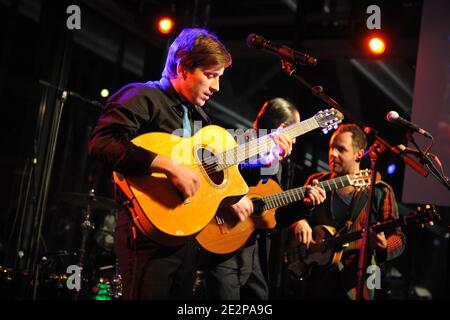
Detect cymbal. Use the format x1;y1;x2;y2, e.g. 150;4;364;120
59;193;118;211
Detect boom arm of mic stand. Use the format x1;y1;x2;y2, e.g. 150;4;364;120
423;156;450;190
409;137;450;190
363;127;429;177
281;62;429;178
39;80;104;109
281;61;359;125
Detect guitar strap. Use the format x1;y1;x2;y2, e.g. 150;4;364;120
349;179;390;228
333;188;368;234
348;188;369;226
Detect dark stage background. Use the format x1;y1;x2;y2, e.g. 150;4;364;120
0;0;448;300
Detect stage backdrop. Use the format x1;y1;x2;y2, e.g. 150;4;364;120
402;0;450;206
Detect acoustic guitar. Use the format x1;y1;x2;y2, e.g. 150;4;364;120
113;109;343;245
196;170;371;254
285;204;440;279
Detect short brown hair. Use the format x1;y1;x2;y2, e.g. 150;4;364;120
332;123;367;151
162;28;232;79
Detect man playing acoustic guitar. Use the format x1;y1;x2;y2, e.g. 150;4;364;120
88;28;293;299
290;123;406;299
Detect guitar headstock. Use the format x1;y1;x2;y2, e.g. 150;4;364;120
409;204;441;226
314;108;344;134
348;169;371;190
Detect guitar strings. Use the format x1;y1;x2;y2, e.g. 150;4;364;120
186;127;289;174
259;174;369;209
184;118;320;175
189;129;287;174
182;113;339;176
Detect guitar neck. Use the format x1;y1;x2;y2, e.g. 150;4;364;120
215;117;320;171
260;175;352;210
317;214;420;252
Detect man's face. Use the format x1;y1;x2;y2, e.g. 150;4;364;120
177;65;225;107
328;131;362;176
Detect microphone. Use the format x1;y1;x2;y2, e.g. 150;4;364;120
246;34;317;66
386;111;433;139
398;144;440;165
397;144;421;156
363;128;428;176
389;143;428;177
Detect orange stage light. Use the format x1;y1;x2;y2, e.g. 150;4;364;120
368;37;386;55
157;17;175;35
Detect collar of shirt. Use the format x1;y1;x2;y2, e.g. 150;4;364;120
155;77;194;117
146;77;210;125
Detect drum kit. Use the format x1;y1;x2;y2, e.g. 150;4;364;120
54;189;122;300
59;190;117;269
0;190;123;300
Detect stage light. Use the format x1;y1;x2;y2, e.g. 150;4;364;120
368;36;386;55
157;17;174;35
100;89;109;98
387;163;396;175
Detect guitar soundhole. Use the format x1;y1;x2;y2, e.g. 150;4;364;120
197;147;224;185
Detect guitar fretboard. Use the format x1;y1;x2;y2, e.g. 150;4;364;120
214;117;319;171
259;175;352;211
293;212;431;257
284;205;437;275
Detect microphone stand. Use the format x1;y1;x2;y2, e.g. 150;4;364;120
280;60;429;177
73;189;96;300
408;136;450;191
39;80;104;109
354;142;381;300
345;127;418;299
27;80;103;299
279;59;430;299
347;127;429;299
280;60;344;114
29;83;69;300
